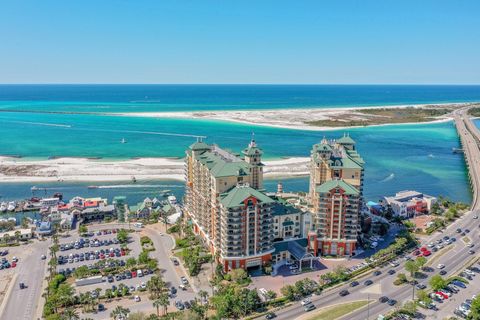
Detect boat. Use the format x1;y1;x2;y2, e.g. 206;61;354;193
0;202;6;212
121;138;127;144
452;147;464;154
7;201;16;211
31;186;38;191
87;185;99;189
131;176;137;183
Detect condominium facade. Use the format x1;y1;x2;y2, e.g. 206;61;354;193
308;134;364;257
184;138;275;272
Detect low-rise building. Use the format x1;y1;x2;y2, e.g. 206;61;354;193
383;190;437;218
0;228;33;242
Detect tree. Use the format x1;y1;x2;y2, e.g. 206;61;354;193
405;260;419;278
280;284;296;301
138;251;150;265
429;275;446;291
198;290;209;305
110;306;130;320
78;225;88;234
21;217;29;229
126;257;137;268
415;256;427;269
147;275;167;300
117;229;129;243
416;289;432;305
468;295;480;320
403;300;417;314
61;308;79;320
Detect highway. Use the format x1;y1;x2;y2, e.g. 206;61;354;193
272;107;480;320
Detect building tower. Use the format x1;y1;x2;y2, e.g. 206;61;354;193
308;134;364;257
242;134;264;190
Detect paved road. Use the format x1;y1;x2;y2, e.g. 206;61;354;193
1;240;50;320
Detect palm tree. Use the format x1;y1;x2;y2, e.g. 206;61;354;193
158;292;170;316
14;230;21;243
147;275;167;300
61;307;80;320
3;233;9;244
198;290;209;305
110;305;130;320
153;298;162;317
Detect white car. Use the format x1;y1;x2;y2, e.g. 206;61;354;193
474;215;478;219
40;255;46;260
437;264;445;269
301;298;311;306
134;295;141;302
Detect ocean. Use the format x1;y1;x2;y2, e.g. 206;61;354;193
0;84;478;204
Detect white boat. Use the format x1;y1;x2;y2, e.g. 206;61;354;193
0;202;6;212
7;201;15;211
121;138;127;144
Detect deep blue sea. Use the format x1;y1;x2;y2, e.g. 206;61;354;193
0;85;478;204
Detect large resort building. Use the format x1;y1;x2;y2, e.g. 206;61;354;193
184;137;275;272
308;134;364;257
184;134;364;272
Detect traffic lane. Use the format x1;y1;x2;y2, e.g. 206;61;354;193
2;240;50;320
141;227;184;290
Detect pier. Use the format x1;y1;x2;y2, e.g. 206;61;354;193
454;107;480;210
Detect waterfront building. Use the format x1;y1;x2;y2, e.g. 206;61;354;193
308;134;364;257
383;190;437;218
184;137;276;272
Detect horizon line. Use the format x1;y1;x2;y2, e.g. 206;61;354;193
1;83;480;86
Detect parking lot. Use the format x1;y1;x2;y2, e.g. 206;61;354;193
423;263;480;319
56;228;143;275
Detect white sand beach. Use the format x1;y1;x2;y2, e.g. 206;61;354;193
114;102;472;131
0;156;310;183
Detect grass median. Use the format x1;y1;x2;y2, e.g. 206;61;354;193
304;300;369;320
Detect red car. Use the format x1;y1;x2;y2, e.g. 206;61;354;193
436;291;449;299
100;254;105;259
121;251;126;256
420;247;428;252
132;271;137;277
109;252;114;257
11;262;16;268
422;250;431;256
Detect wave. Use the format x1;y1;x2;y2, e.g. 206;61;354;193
0;119;71;128
380;173;395;182
95;184;182;189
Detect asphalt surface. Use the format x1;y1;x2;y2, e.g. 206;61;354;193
1;240;50;320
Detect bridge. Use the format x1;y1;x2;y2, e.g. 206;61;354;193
454;107;480;210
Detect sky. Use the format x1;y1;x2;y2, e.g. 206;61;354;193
0;1;479;84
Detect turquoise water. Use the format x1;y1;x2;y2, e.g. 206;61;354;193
1;84;480;113
0;85;477;203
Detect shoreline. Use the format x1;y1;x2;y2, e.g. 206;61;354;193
113;102;476;131
0;156;310;183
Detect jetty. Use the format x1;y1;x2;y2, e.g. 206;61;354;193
454;107;480;209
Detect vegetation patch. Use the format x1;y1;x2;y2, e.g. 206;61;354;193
306;107;452;128
305;300;369;320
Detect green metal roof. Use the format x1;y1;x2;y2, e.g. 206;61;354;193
337;134;356;145
282;220;294;226
243;145;263;156
273;238;308;255
196;148;252;178
189;141;210;151
272;202;301;216
219;185;275;208
313;143;333;152
315;179;359;195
